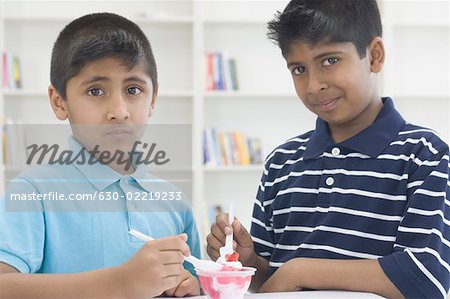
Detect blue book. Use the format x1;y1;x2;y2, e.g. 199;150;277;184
214;52;225;90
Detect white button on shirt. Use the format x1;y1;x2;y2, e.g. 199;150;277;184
123;176;131;185
326;177;335;186
331;147;340;156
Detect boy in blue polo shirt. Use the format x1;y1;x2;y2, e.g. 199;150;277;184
207;1;450;298
0;13;201;298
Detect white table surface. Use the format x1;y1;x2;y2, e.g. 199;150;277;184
166;291;383;298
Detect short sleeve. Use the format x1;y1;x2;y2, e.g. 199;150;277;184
250;167;276;260
0;178;46;273
379;145;450;298
183;207;201;277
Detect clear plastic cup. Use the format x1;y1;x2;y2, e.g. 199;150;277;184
196;266;256;299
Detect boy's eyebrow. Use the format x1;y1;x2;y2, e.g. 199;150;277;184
123;76;148;84
286;50;345;68
80;76;149;86
313;51;345;60
81;76;110;86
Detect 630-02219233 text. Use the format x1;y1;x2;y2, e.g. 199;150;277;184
9;191;183;201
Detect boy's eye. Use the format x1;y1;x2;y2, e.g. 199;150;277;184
323;57;339;66
87;88;104;96
292;66;306;75
126;86;142;95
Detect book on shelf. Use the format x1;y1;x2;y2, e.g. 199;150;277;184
2;52;22;90
213;52;224;90
203;128;263;167
204;51;239;91
2;53;8;89
217;132;229;165
228;58;239;90
247;137;262;165
204;53;215;90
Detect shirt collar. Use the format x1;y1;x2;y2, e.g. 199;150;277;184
303;97;405;160
69;138;121;190
129;161;154;193
69;137;150;191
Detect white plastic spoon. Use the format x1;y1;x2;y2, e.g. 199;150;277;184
219;204;234;258
128;229;222;271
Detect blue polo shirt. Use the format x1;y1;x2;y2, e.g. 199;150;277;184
0;138;200;276
251;97;450;298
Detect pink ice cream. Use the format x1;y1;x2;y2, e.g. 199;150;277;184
197;252;256;299
197;267;255;299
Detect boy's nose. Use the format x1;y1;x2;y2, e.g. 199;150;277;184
107;94;130;121
306;73;328;94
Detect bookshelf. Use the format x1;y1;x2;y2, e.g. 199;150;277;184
380;0;450;143
1;1;449;256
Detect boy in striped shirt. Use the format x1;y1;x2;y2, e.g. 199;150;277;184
207;0;450;298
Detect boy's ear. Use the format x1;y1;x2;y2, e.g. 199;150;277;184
368;37;385;73
149;83;159;117
48;84;69;121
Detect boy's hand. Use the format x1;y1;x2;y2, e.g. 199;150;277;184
163;269;200;297
206;213;256;266
258;259;302;293
117;234;190;299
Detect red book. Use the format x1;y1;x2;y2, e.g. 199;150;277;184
204;52;215;90
2;52;10;89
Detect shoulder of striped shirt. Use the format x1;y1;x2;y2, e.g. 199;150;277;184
260;125;449;175
398;125;449;155
263;130;314;167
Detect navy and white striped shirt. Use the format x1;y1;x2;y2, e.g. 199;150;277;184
250;97;450;298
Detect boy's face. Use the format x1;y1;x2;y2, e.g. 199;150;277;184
49;57;156;153
285;40;383;133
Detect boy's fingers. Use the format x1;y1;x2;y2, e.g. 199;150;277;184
162;275;182;292
174;275;200;297
215;213;233;235
175;234;191;256
206;232;225;250
210;222;226;241
164;287;176;297
206;243;220;261
152;236;182;248
160;251;185;265
232;219;253;246
161;263;184;278
177;233;188;242
206;233;224;261
152;236;191;257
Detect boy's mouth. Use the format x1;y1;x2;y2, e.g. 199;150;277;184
105;126;133;137
316;97;341;112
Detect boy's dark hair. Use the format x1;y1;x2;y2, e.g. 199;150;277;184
51;12;157;99
267;0;382;58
